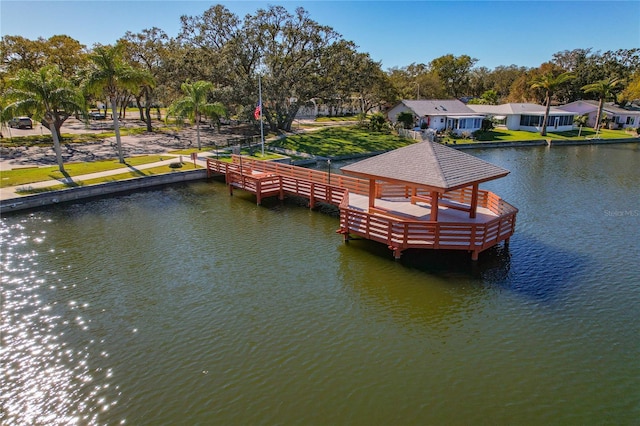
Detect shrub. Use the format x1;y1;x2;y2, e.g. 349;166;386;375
396;111;414;129
481;118;494;132
169;162;184;169
368;112;390;133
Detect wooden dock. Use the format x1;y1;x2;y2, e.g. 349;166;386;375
206;156;517;260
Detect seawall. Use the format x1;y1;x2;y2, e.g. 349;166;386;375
1;169;207;214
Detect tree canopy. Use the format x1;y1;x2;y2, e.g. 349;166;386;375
1;6;639;137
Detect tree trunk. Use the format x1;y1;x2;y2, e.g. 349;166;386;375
111;97;125;163
145;106;153;132
540;93;550;136
195;112;202;150
135;95;145;121
143;87;153;132
50;122;66;174
595;98;604;132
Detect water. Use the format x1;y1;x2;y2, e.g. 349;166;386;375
2;143;639;425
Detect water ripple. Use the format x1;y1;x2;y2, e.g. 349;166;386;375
1;217;119;425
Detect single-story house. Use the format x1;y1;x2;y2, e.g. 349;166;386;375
557;100;640;129
467;103;575;132
387;100;484;136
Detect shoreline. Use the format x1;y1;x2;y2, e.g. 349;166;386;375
1;136;638;214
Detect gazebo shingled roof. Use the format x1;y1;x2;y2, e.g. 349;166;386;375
341;141;509;192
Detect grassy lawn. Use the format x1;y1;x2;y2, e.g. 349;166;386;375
269;125;413;157
1;155;171;188
14;162;202;194
169;146;220;155
214;150;286;163
450;127;636;144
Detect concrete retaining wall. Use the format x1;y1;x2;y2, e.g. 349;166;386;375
452;140;547;149
548;137;639;146
1;169;208;214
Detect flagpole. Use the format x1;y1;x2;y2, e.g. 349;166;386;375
258;75;265;157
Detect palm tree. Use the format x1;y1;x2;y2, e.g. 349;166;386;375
5;66;85;173
84;43;154;163
582;77;623;132
530;71;575;136
166;81;226;150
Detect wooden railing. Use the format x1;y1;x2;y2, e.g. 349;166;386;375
207;157;518;258
207;157;348;206
338;183;518;258
225;156;370;195
339;202;517;255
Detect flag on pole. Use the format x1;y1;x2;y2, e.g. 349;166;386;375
254;103;261;120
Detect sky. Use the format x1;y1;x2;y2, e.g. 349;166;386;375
1;0;639;70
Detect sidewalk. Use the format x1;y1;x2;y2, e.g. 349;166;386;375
0;154;211;202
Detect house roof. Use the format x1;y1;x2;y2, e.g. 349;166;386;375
467;103;574;116
556;100;599;114
340;141;510;192
558;100;640;115
399;99;478;117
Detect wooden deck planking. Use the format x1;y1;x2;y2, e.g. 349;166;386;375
347;193;498;224
207;157;517;260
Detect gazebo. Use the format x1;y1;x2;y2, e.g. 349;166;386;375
339;141;518;260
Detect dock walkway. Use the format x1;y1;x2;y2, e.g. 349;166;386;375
206;156;517;260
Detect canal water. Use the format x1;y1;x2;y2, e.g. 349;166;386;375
1;143;639;425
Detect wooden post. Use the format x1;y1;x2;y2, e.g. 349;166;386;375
430;191;439;221
392;246;402;260
256;180;262;205
309;183;315;209
368;179;376;211
470;183;479;219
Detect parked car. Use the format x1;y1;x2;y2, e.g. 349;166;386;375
89;111;106;120
9;116;33;129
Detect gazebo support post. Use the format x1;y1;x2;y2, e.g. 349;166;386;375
368;178;376;211
430;191;439;221
470;183;479;218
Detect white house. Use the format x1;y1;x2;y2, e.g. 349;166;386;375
467;103;575;132
557;100;640;130
387;100;484;136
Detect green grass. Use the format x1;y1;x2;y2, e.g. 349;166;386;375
269;125;413;157
169;146;219;155
14;162;202;194
239;150;286;160
214;150;284;163
1;155;170;188
450;127;635;144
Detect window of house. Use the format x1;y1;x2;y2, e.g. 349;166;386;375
520;115;541;127
557;115;572;126
519;115;528;126
626;116;634;125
